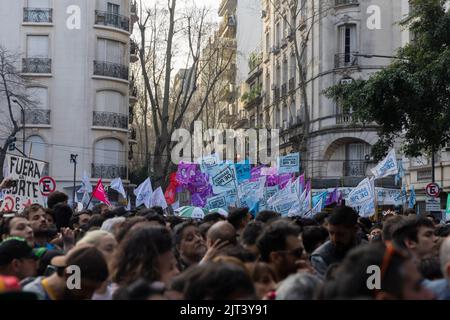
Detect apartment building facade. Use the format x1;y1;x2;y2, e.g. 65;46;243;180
0;0;138;202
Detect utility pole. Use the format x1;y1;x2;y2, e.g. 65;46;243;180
70;154;78;208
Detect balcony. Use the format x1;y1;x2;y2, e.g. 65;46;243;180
129;127;137;143
91;164;127;179
95;10;129;32
22;58;51;74
129;106;135;123
130;40;139;63
343;160;367;177
281;83;288;97
23;8;52;23
241;85;262;110
335;52;359;68
129;81;138;104
335;0;359;6
93;111;128;130
233;110;249;129
273;87;280;102
94;61;129;80
289;78;296;92
336;113;353;124
25;109;50;125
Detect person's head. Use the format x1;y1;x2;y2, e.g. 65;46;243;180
313;212;328;227
144;211;166;227
392;217;437;260
206;221;237;248
419;256;443;280
322;242;434;300
47;191;68;210
51;244;109;299
44;208;55;227
256;220;302;281
369;225;383;242
203;212;226;224
382;215;404;241
327;206;359;252
112;226;179;287
0;238;38;280
115;216;148;243
76;211;91;230
227;208;252;232
358;217;373;234
2;217;34;247
247;262;277;299
183;262;256;300
92;203;110;217
439;236;450;283
275;273;322;300
36;249;63;276
113;278;166;300
241;221;265;256
22;204;48;235
53;203;73;230
301;226;329;255
173;221;206;267
100;217;126;234
403;208;416;217
77;230;118;268
85;214;106;231
255;210;281;223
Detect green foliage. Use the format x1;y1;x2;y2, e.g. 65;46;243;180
241;84;262;104
324;0;450;160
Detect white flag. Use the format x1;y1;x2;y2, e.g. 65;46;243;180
78;172;93;193
151;187;168;209
172;200;180;210
126;197;131;211
134;178;153;208
371;149;398;179
346;178;374;207
110;177;126;199
81;191;90;208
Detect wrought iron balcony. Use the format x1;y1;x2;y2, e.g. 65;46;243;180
91;164;127;179
93;111;128;129
281;83;287;97
95;10;130;32
289;78;295;92
22;58;51;74
335;52;359;68
130;40;139;63
23;8;53;23
335;0;359;6
94;61;129;80
25;109;50;125
343;160;367;177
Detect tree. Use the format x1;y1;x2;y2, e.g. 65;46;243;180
134;0;233;188
324;0;450;164
0;46;36;180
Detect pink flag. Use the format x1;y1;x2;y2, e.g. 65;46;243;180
92;178;111;206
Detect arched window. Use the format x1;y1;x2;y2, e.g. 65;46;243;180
25;135;48;175
96;90;125;113
92;138;126;179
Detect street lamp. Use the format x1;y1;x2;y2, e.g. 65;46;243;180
11;99;25;155
70;154;78;208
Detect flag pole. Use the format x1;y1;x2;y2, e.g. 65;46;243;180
86;179;100;209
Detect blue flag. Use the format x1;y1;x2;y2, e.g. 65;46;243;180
234;160;251;183
409;185;416;209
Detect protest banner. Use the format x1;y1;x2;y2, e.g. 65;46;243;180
210;164;237;194
371;149;398;179
1;154;46;212
207;194;228;211
277;152;300;174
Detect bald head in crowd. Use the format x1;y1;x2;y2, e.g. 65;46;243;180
206;221;237;248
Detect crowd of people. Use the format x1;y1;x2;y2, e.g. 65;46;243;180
1;180;450;300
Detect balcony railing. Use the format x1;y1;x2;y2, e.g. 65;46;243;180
94;61;129;80
281;83;287;97
273;87;280;102
343;160;367;177
335;52;359;68
335;0;359;6
336;113;353;124
25;109;50;125
92;164;127;179
22;58;51;74
129;127;137;140
130;40;139;62
23;8;52;23
95;10;129;32
93;111;128;129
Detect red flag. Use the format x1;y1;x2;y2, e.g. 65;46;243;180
164;173;178;205
92;178;111;206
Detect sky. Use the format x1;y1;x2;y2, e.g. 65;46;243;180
139;0;221;73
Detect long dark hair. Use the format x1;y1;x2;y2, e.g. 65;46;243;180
111;226;173;286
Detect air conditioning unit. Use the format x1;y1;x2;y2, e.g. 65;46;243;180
261;10;267;18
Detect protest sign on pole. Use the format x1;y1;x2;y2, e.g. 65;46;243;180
1;154;46;212
277;153;300;174
371;149;398;179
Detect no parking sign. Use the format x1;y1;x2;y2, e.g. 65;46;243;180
39;176;56;196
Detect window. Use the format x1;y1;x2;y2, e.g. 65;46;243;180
25;136;47;169
282;59;288;84
96;90;125;113
290;54;296;79
97;38;125;64
265;33;270;54
27;35;49;58
275;22;281;47
338;24;357;63
107;2;120;25
275;107;281;129
276;64;281;86
26;87;48;109
344;142;371;176
282;104;288;125
94;138;124;165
